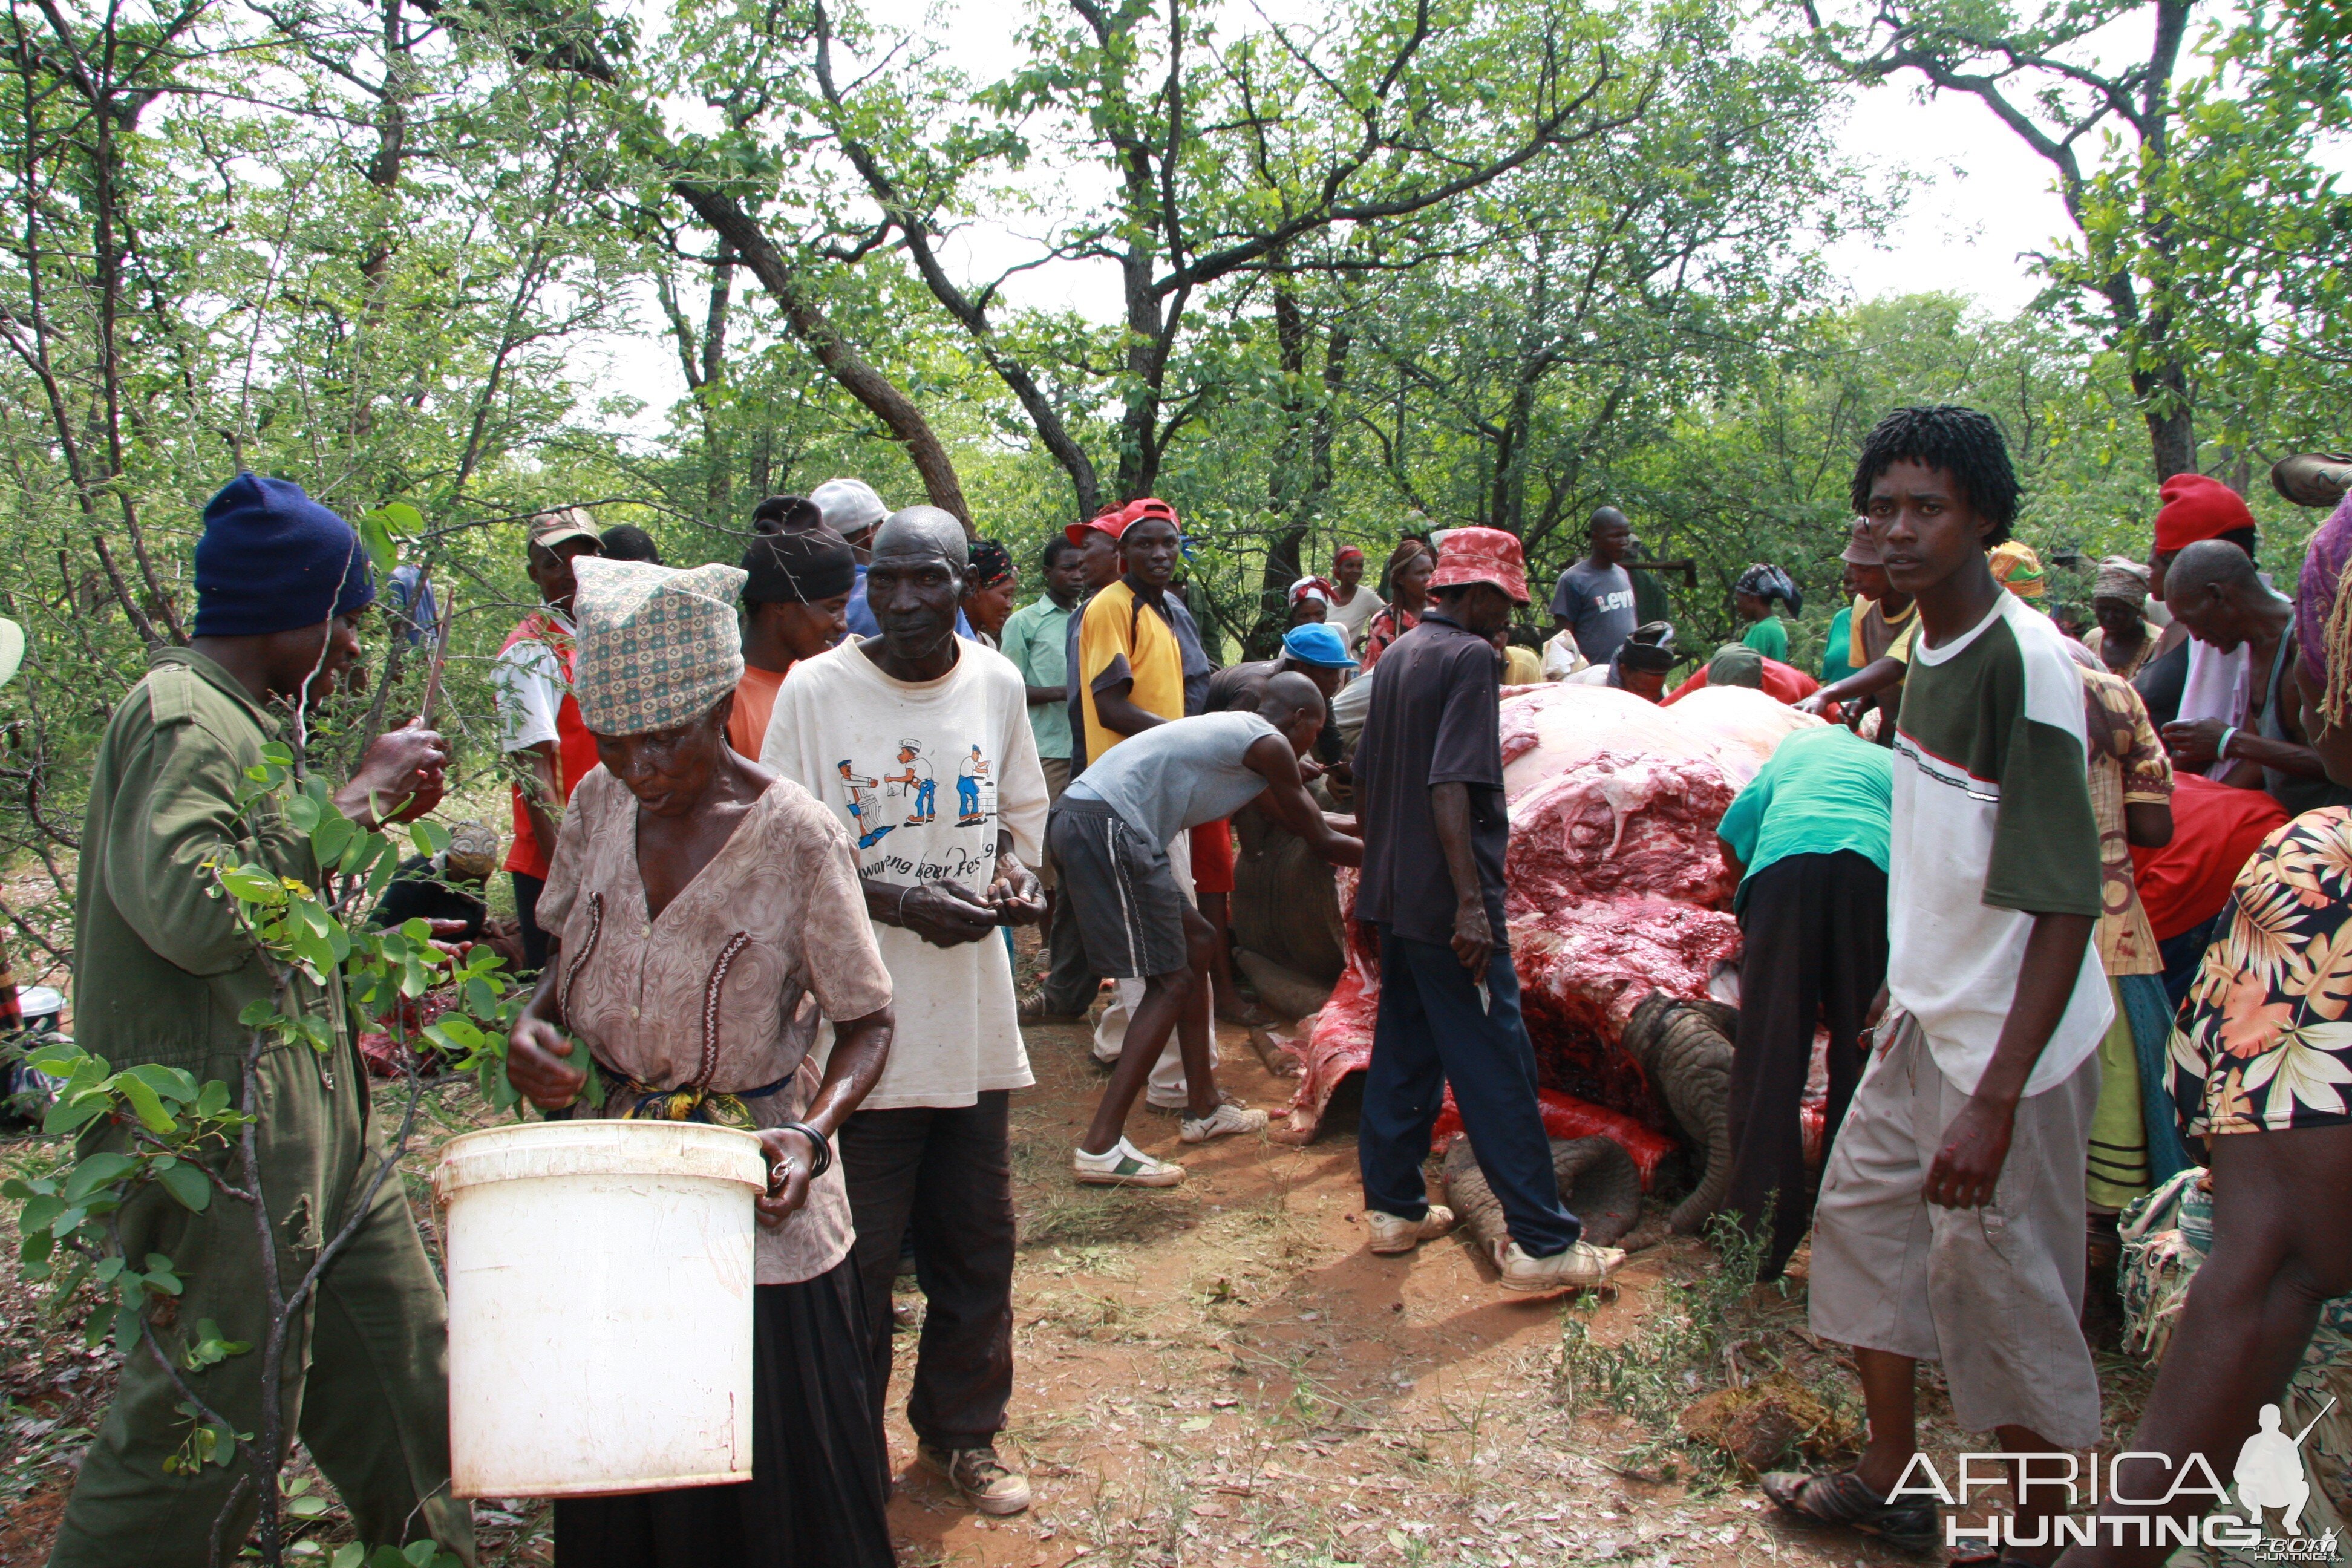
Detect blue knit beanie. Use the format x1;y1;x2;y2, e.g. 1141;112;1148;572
192;475;375;638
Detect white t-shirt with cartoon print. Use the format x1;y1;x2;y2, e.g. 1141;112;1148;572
762;638;1049;1109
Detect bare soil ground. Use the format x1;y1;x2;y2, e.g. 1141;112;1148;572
2;1005;2158;1567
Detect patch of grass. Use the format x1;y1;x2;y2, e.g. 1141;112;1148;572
1552;1212;1823;1483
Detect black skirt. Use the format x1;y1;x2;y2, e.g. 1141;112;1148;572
553;1257;897;1567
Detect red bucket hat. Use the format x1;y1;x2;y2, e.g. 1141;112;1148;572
1429;526;1530;605
2152;473;2256;552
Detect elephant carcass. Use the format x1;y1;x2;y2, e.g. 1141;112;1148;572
1277;684;1821;1213
1230;799;1346;998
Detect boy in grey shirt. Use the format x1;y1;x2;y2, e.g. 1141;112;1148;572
1051;676;1361;1186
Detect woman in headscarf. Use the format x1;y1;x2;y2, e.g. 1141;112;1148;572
2050;490;2352;1562
1286;575;1333;629
2085;556;2156;679
1360;541;1433;670
1324;544;1383;647
503;558;901;1568
1733;562;1800;663
962;537;1019;645
1988;538;2047;600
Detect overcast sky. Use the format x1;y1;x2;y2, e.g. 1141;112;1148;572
587;4;2097;434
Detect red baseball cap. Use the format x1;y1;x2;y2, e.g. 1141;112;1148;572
2153;473;2256;553
1063;496;1180;547
1429;526;1530;605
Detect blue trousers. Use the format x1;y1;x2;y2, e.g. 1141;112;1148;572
1358;927;1579;1258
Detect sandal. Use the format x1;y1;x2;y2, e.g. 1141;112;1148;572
1760;1468;1941;1553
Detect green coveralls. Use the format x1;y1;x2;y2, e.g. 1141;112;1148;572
50;648;474;1568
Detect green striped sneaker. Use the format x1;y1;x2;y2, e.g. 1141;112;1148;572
1072;1137;1186;1187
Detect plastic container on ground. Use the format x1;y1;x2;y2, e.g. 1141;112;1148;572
433;1119;768;1498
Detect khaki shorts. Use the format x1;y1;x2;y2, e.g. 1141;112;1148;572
1808;1010;2103;1449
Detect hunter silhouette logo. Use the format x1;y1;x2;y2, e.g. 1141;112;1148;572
2232;1401;2324;1538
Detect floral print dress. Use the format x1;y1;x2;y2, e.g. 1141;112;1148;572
2171;806;2352;1137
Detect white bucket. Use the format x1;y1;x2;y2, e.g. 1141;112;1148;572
434;1119;768;1498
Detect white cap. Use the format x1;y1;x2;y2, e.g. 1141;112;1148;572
811;477;888;535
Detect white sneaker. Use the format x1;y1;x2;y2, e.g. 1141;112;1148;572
1366;1206;1456;1255
1072;1138;1186;1187
1180;1101;1269;1143
1494;1238;1626;1292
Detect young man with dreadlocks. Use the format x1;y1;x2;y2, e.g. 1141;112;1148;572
1760;407;2110;1563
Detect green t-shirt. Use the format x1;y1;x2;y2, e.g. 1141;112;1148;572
1716;724;1892;912
1742;616;1788;662
1821;606;1855;686
999;595;1074;760
1888;591;2109;1096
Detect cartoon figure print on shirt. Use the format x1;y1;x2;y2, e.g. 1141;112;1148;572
837;739;999;884
885;739;937;825
837;761;895;849
956;745;990;825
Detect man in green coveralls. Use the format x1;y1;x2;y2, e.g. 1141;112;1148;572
50;475;473;1567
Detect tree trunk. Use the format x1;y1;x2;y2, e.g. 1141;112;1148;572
672;181;972;528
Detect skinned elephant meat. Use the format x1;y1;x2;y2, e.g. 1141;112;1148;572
1440;1135;1644;1255
1623;994;1737;1234
1282;684;1818;1189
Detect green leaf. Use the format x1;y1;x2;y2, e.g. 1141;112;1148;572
220;866;287;905
42;1092;109;1138
410;819;451;857
195;1080;232;1119
157;1160;211;1211
64;1152;139;1201
113;1301;143;1352
426;1015;485;1052
123;1063;199;1106
332;1547;367;1568
114;1073;178;1135
284;793;322;832
356;510;400;577
287;1492;328;1518
312;814;356;871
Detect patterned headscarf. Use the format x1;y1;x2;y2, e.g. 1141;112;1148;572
1734;562;1803;617
572;557;748;736
2093;555;2152;610
968;537;1016;590
1989;540;2047;599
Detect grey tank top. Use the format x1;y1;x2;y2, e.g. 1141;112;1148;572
1064;712;1282;846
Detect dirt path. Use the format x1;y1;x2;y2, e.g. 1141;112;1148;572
884;1018;1919;1568
5;1010;2154;1566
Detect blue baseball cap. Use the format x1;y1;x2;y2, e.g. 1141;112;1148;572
1281;623;1358;670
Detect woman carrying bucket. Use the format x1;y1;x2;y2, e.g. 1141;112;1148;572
502;557;899;1568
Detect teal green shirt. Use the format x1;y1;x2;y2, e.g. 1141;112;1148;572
999;593;1075;760
1821;606;1855;687
1742;615;1788;663
1716;724;1892;913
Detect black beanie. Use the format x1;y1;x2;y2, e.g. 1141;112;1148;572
741;528;858;604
